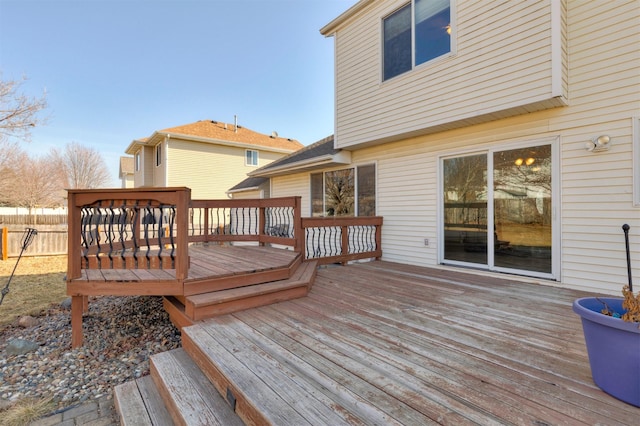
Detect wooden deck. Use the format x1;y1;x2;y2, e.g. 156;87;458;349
178;260;639;425
67;245;299;294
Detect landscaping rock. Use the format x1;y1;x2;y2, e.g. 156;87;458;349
18;315;38;328
60;297;72;310
5;338;40;356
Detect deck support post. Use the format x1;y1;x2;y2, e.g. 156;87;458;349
71;295;85;348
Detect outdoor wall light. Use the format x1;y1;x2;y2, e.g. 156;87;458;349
585;135;612;152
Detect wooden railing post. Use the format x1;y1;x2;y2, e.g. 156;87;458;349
175;188;190;281
341;224;349;266
293;196;303;252
67;190;82;281
258;206;266;247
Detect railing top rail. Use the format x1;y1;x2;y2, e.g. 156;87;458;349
68;187;191;208
301;216;383;227
190;196;300;209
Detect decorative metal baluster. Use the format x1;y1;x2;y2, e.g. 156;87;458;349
143;202;152;267
168;205;176;267
95;202;103;269
107;200;116;268
132;202;140;268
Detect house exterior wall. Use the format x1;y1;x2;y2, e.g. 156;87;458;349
166;138;284;199
271;174;312;217
330;0;569;149
133;146;155;187
278;0;638;295
121;174;134;188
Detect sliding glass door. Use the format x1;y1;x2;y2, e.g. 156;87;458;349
442;143;554;278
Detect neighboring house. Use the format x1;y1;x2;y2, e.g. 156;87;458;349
125;119;303;199
119;156;135;188
252;0;640;295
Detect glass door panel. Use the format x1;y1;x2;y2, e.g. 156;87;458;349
443;154;488;264
493;145;552;273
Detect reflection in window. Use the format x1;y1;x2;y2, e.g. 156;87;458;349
310;165;376;217
383;0;451;81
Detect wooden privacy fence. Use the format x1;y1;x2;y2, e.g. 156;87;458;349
0;226;67;259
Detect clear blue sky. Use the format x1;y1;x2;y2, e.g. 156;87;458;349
0;0;357;185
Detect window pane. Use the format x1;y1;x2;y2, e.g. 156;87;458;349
156;145;161;166
383;4;412;80
493;145;552;273
443;154;488;264
310;173;324;217
357;164;376;216
325;169;354;217
246;150;258;166
415;0;450;66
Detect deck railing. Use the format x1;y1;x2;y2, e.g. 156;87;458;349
67;187;192;281
189;197;302;248
68;188;382;278
301;216;383;265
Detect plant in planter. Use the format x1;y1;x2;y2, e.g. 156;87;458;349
572;224;640;407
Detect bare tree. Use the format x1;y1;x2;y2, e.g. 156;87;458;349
0;76;48;203
50;142;112;189
0;143;26;204
5;155;63;221
0;75;48;142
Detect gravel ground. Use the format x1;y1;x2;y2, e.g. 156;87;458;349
0;295;182;413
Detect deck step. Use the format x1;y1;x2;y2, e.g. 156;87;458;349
150;348;244;425
184;260;318;321
183;253;301;296
182;315;364;426
114;375;173;426
163;296;193;331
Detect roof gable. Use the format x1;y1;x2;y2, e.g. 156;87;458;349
126;119;303;154
250;135;351;177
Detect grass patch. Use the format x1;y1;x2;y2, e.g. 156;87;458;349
0;256;67;327
1;397;56;426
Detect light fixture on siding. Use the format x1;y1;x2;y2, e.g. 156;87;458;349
585;135;612;152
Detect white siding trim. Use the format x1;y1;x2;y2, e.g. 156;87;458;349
634;116;640;207
550;0;563;97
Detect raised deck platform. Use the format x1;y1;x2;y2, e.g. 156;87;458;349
68;245;315;347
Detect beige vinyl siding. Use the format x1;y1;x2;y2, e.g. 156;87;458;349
166;139;284;199
333;0;568;149
153;142;166;187
139;146;154;186
271;174;311;217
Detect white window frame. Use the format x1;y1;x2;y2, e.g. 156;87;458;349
381;0;455;82
634;116;640;207
245;149;259;166
437;137;560;281
155;144;162;167
135;151;140;172
310;163;377;217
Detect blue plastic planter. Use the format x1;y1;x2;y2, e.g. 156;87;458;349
573;297;640;407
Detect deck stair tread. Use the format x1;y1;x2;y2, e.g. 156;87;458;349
183;251;301;296
114;375;173;426
150;348;244;426
184;260;317;320
188;260;317;307
183;325;341;425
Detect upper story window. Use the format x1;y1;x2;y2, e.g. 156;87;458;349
135;152;140;172
383;0;451;81
155;144;162;167
246;149;258;166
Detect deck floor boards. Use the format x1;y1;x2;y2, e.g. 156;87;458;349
191;261;639;425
